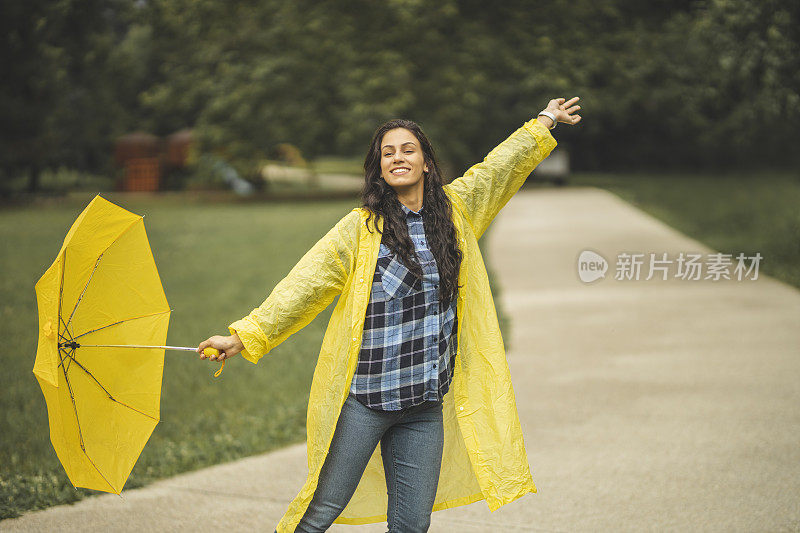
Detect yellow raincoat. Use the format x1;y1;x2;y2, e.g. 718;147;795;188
229;117;557;531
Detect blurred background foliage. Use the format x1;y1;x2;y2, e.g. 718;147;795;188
2;0;798;195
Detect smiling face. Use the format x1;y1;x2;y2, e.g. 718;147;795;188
380;127;429;194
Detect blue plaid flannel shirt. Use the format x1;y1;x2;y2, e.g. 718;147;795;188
349;203;459;411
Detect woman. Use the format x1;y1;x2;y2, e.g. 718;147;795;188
198;97;582;532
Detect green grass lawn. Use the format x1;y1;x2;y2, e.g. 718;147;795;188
0;194;505;519
555;171;800;289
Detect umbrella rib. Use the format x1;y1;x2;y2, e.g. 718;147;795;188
63;353;159;422
62;351;117;493
82;447;118;494
64;254;103;332
61;349;86;452
71;309;172;341
61;216;141;335
58;249;66;346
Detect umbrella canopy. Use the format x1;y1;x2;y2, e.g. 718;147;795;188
34;195;170;494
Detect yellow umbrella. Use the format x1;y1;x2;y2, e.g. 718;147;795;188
33;194;217;494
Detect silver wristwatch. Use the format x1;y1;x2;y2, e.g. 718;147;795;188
537;110;557;130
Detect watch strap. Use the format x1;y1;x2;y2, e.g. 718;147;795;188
537;110;557;130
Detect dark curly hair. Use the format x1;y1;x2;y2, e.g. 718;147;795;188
361;119;463;307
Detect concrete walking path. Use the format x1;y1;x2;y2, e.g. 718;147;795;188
5;187;800;532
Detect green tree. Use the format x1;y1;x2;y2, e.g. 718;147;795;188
0;0;141;193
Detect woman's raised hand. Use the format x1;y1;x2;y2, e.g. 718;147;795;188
197;333;244;362
544;96;582;126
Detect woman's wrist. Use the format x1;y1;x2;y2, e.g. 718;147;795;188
536;111;555;130
231;332;245;352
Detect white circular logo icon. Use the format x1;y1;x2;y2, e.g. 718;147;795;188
577;250;608;283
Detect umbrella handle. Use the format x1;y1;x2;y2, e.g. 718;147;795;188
203;348;226;378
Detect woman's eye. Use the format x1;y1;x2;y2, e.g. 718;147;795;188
404;150;413;154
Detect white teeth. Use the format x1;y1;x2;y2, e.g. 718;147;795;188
391;168;410;175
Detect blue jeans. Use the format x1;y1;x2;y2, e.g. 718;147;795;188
294;392;445;532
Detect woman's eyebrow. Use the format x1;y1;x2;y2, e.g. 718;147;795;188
382;141;417;150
